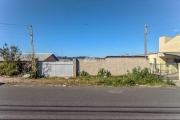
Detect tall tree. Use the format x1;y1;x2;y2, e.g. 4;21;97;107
0;43;21;62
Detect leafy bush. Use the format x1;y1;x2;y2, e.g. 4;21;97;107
96;67;174;86
126;67;165;85
120;75;135;86
0;62;19;76
29;67;38;78
20;61;38;78
98;68;111;77
78;70;89;77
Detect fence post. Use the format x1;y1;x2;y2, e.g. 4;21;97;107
178;63;180;80
36;59;39;78
73;58;77;77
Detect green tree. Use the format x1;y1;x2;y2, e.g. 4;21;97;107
0;43;21;62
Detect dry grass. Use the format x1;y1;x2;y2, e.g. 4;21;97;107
5;77;97;86
4;75;176;87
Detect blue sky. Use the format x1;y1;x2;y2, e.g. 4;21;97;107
0;0;180;57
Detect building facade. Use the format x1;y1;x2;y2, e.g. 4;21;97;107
159;35;180;52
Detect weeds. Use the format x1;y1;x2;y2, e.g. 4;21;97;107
0;62;19;76
5;67;176;87
97;68;111;77
78;70;89;77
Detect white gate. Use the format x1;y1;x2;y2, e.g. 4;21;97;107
38;62;73;77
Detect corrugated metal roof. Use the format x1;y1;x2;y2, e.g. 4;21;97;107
146;52;180;57
0;53;56;61
164;52;180;56
105;55;147;58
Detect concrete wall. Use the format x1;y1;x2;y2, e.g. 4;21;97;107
159;35;180;52
75;57;150;76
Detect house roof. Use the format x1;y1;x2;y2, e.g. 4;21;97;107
163;52;180;57
0;53;59;61
105;55;147;58
145;52;180;57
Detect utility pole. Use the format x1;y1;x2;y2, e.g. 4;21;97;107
30;25;35;62
144;24;148;57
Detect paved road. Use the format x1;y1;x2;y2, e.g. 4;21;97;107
0;86;180;120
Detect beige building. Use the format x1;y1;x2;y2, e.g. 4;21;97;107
148;52;180;64
148;35;180;74
148;35;180;64
159;35;180;52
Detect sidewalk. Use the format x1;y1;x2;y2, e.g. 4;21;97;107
0;76;23;83
173;80;180;87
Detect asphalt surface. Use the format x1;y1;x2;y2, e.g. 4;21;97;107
0;86;180;120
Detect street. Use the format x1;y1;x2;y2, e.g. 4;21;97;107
0;86;180;119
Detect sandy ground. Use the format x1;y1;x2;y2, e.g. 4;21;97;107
0;76;24;83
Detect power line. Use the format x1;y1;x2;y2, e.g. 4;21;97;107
0;27;28;31
0;28;29;35
147;20;180;34
0;31;29;35
0;25;29;29
0;23;29;27
148;26;180;34
0;23;29;35
0;28;28;32
148;20;180;27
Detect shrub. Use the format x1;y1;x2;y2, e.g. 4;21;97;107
0;62;19;76
78;70;89;77
125;66;165;85
98;68;111;77
19;61;38;78
29;67;38;78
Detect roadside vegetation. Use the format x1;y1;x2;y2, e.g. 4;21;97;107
5;67;176;87
0;43;21;76
0;43;37;78
76;67;175;86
